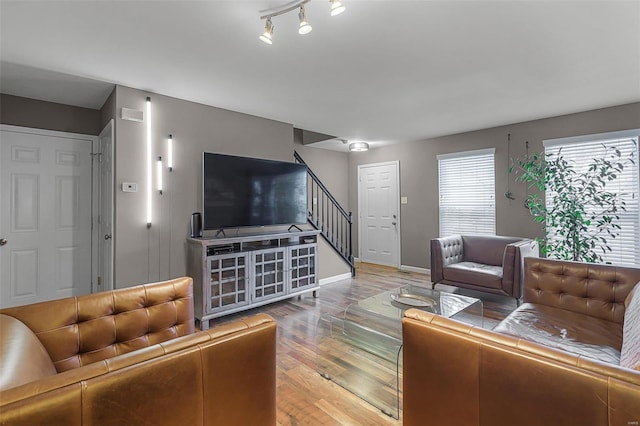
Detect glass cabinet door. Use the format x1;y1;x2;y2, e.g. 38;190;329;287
207;252;249;312
253;248;286;302
289;244;317;292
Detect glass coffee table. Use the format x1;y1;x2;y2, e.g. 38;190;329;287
316;284;482;419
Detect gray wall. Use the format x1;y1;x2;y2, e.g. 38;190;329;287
349;102;640;270
0;87;352;288
113;85;349;287
5;85;636;280
294;142;351;278
100;88;116;130
295;142;348;207
0;94;102;135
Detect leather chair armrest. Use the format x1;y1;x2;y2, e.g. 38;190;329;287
502;244;517;295
430;235;463;283
502;239;539;299
514;240;539;289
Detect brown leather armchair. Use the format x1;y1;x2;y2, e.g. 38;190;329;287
0;277;277;426
430;234;539;303
402;258;640;426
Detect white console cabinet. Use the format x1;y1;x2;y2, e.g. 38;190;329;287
187;230;320;329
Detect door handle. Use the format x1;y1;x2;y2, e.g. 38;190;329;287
392;222;397;226
0;238;6;246
104;234;112;240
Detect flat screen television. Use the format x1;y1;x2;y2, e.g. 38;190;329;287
203;152;308;231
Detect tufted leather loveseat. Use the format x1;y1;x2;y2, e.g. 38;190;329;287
402;257;640;426
430;234;539;303
0;277;277;425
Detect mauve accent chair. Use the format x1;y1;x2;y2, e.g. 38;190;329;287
430;234;539;304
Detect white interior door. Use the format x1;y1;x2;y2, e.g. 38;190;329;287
98;120;114;291
358;161;400;267
0;126;94;308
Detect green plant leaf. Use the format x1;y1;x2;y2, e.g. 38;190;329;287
513;143;631;264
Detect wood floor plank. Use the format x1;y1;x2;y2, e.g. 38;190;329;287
215;262;515;425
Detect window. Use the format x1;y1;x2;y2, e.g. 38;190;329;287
438;148;496;237
544;130;640;266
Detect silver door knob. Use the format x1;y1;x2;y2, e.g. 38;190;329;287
0;238;6;246
104;234;112;240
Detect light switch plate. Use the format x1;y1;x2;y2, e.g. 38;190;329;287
401;196;408;205
122;182;137;193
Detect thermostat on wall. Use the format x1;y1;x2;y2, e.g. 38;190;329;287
122;182;137;193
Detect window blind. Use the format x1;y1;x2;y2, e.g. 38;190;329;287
544;133;639;266
438;149;496;237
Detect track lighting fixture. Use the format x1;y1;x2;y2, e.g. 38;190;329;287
259;0;346;44
259;18;274;45
329;0;345;16
298;5;312;34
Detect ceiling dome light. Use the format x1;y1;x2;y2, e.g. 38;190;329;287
349;142;369;152
260;18;274;44
330;0;345;16
298;5;312;35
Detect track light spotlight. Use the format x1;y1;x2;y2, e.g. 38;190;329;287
259;18;274;44
330;0;345;16
298;5;312;35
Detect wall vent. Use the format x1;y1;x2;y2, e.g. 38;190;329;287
121;107;144;122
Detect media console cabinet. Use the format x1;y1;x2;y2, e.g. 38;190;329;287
186;229;320;329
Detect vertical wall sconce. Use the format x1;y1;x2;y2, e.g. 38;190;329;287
167;134;173;171
157;156;163;194
146;96;152;227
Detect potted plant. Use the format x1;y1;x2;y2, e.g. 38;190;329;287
512;142;636;263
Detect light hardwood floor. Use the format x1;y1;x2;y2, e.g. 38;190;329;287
216;262;517;425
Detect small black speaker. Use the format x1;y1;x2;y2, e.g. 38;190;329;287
190;212;202;238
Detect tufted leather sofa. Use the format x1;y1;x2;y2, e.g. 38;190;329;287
431;234;539;303
0;277;277;425
403;257;640;426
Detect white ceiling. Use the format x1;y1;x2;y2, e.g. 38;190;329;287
1;1;639;151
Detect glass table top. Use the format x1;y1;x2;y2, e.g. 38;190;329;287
316;284;483;419
355;283;484;329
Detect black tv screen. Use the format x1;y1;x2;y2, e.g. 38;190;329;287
203;152;308;230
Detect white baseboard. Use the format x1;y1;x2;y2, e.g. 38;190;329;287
400;265;430;275
353;258;430;275
319;272;352;286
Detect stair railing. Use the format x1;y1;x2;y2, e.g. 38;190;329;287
294;151;355;276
